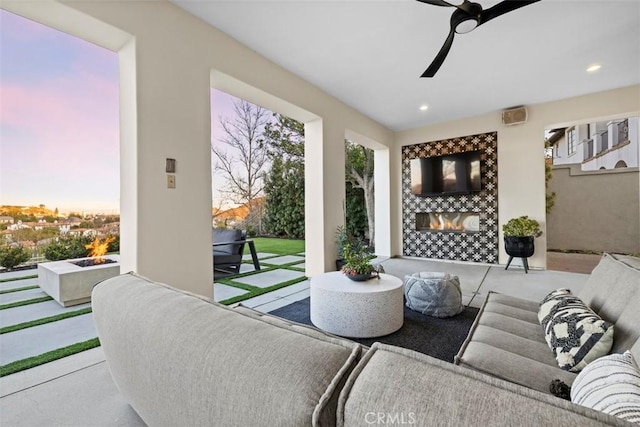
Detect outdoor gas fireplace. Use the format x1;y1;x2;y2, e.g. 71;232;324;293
415;212;480;233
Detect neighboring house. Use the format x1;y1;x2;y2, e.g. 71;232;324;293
0;216;14;224
549;116;639;171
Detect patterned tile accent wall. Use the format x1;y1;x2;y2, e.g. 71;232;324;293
402;132;498;263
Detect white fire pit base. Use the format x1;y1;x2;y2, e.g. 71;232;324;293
38;256;120;307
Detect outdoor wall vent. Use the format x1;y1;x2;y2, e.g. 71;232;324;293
502;106;528;126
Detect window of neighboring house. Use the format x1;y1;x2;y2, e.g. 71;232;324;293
567;127;577;155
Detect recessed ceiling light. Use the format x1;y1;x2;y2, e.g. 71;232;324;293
586;64;601;73
419;105;429;111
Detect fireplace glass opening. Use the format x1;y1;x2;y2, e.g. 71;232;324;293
416;212;480;233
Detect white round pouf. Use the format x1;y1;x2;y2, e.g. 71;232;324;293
310;271;404;338
404;272;463;318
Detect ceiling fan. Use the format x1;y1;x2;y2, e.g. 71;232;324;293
417;0;540;77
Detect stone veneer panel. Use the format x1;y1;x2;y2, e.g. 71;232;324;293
402;132;498;263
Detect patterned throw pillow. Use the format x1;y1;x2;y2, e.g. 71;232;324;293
571;351;640;424
538;289;614;372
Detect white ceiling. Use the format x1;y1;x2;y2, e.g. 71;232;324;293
172;0;640;131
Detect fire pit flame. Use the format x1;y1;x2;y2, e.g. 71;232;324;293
86;236;115;264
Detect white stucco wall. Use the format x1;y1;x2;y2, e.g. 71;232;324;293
395;85;640;269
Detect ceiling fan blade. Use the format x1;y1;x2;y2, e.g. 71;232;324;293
479;0;540;26
421;27;456;78
415;0;457;7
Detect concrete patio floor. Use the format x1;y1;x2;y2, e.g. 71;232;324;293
0;257;592;426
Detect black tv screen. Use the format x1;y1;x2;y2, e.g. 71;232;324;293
410;151;481;196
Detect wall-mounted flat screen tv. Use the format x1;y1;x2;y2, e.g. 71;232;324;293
410;151;481;196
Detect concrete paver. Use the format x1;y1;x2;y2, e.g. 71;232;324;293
0;313;97;365
260;255;305;266
0;300;91;327
0;287;47;305
242;252;277;261
213;283;249;302
233;269;305;288
0;276;39;291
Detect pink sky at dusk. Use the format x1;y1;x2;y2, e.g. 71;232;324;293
0;10;244;214
1;10;121;213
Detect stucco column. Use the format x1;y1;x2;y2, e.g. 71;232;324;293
304;119;346;276
374;148;392;257
118;37;214;297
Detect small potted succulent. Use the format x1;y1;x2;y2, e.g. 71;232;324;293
340;242;380;281
502;216;543;272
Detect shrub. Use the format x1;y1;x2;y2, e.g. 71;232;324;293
503;216;543;237
44;236;94;261
106;235;119;252
0;245;31;270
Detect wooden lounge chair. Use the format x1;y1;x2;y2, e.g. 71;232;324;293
212;228;260;279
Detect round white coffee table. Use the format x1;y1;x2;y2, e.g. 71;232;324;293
310;271;404;338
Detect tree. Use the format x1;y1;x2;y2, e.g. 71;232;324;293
345;141;375;244
544;138;556;214
345;182;367;238
262;114;305;238
212;99;270;233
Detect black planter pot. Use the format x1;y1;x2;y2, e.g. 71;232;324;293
504;236;535;258
504;236;535;273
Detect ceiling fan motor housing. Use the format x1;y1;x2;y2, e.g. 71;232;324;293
502;106;528;126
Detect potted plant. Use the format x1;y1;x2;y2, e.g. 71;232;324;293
335;226;361;271
502;216;542;273
340;242;379;281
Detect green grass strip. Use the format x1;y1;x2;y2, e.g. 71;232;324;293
0;285;39;294
219;276;307;306
245;237;305;256
0;296;53;310
0;274;38;283
0;308;93;334
0;337;100;377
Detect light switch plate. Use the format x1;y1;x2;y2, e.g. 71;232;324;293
167;175;176;189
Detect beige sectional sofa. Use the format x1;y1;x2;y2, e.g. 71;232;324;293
455;253;640;394
92;265;634;426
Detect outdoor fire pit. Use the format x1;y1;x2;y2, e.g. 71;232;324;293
38;237;120;307
38;255;120;307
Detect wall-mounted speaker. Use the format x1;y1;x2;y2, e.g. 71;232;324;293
502;107;528;126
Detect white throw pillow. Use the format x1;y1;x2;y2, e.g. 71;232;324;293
571;351;640;424
538;289;614;372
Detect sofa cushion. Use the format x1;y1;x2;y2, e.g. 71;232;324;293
455;292;578;393
571;351;640;424
338;343;627;426
92;273;362;427
538;289;614;372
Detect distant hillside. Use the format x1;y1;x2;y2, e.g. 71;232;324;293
212;197;265;221
0;205;58;218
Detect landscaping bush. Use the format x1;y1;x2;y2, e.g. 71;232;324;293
44;236;94;261
0;245;31;270
106;235;119;252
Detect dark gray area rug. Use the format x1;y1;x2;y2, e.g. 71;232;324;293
270;297;479;363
